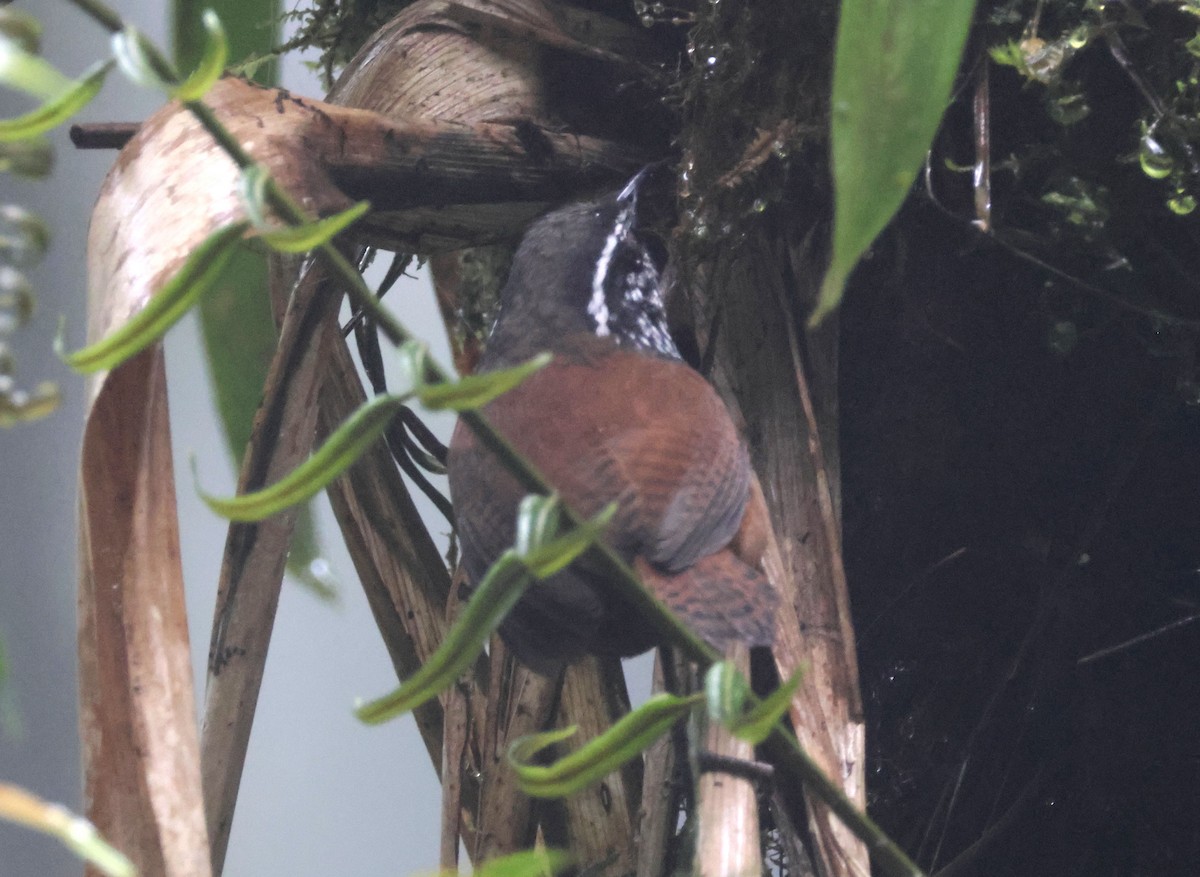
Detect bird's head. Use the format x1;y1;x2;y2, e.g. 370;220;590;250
484;168;680;365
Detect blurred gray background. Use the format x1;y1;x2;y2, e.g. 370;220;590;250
1;1;451;873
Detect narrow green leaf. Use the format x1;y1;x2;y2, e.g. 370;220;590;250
0;136;54;178
236;163;272;230
0;783;135;877
173;10;227;101
0;39;71;99
813;0;976;325
253;200;371;254
419;352;552;412
424;849;574;877
396;339;432;388
0;204;52;266
514;494;562;558
730;669;803;744
357;501;616;724
704;660;749;725
199;393;407;522
356;551;532;724
520;501;615;580
707;662;804;746
509;692;703;798
473;849;572;877
111;25;177;91
0;60;113;142
0;381;60;428
112;26;177;91
61;221;248;373
0;8;43;55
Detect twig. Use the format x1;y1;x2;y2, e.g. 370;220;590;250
69;122;138;149
1077;611;1200;665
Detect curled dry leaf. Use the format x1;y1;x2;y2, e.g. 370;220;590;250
78;347;212;877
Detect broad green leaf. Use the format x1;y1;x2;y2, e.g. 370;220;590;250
193;247;334;600
62;221;248;373
0;783;135;877
198;393;407;521
813;0;976;324
0;38;71;99
256;200;371;254
173;10;227;101
174;0;279;87
355;550;531;724
418;353;552;412
509;692;703;798
0;60;113;142
112;26;177;91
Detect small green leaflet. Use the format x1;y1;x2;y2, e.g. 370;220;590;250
237;164;371;253
173;10;227;101
356;499;612;725
471;849;572;877
0;60;113;142
0;8;43;55
198;393;407;522
421;849;572;877
814;0;976;324
705;661;803;745
257;201;370;253
0;39;71;99
704;659;749;725
399;340;552;412
509;692;703;798
515;493;562;558
112;25;177;91
355;550;531;724
521;499;614;579
62;221;249;373
237;163;272;229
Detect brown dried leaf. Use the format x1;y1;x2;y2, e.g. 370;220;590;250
78;345;212;877
200;255;343;873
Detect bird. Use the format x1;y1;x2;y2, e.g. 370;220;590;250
446;170;779;673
